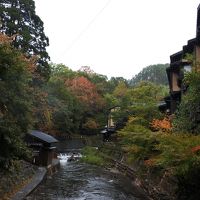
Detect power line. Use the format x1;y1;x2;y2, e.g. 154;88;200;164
61;0;112;56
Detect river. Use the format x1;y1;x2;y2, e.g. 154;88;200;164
26;138;148;200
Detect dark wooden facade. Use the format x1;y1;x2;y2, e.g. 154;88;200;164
26;130;58;167
162;4;200;114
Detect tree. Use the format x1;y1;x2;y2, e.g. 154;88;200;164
129;81;168;103
129;64;169;86
173;72;200;134
66;76;107;131
46;77;83;135
87;73;110;95
66;76;104;110
123;81;166;126
0;0;50;78
112;81;130;109
0;34;33;169
113;82;128;98
50;63;76;78
78;66;95;74
108;77;128;92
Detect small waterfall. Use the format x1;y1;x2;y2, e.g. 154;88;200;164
57;153;82;164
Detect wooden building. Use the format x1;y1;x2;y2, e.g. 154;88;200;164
107;106;120;132
101;106;128;141
26;130;58;167
163;4;200;113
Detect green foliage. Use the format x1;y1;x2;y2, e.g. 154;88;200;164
154;134;200;199
86;73;110;95
119;132;155;160
118;117;200;199
129;81;168;103
107;76;128;93
126;82;165;123
45;68;83;134
129;64;169;86
122;117;152;132
131;104;163;124
50;63;76;78
173;72;200;134
110;69;200;199
44;64;108;135
103;93;119;109
119;127;200;171
154;134;200;168
0;37;33;169
0;0;50;78
81;146;105;165
102;81;166;133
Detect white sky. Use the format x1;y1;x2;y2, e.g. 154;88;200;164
34;0;200;79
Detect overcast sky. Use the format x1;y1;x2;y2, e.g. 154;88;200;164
34;0;200;79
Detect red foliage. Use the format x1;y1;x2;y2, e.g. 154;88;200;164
191;146;200;153
65;76;104;109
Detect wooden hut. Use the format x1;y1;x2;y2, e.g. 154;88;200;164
26;130;58;167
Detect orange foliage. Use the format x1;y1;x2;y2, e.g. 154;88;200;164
65;76;104;109
0;33;16;44
0;33;47;130
24;56;38;75
0;33;38;77
150;117;172;132
144;158;156;167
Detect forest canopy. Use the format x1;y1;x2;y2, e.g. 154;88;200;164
129;64;169;86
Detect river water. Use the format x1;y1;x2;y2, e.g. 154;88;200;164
26;139;148;200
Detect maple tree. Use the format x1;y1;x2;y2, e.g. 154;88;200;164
66;76;104;110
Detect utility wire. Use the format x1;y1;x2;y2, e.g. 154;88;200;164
61;0;112;56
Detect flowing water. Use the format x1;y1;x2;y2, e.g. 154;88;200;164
26;139;148;200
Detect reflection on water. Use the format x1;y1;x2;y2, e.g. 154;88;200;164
27;139;147;200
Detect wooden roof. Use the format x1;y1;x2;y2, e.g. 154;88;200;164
29;130;58;144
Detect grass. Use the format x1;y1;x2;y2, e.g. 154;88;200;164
81;146;106;166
